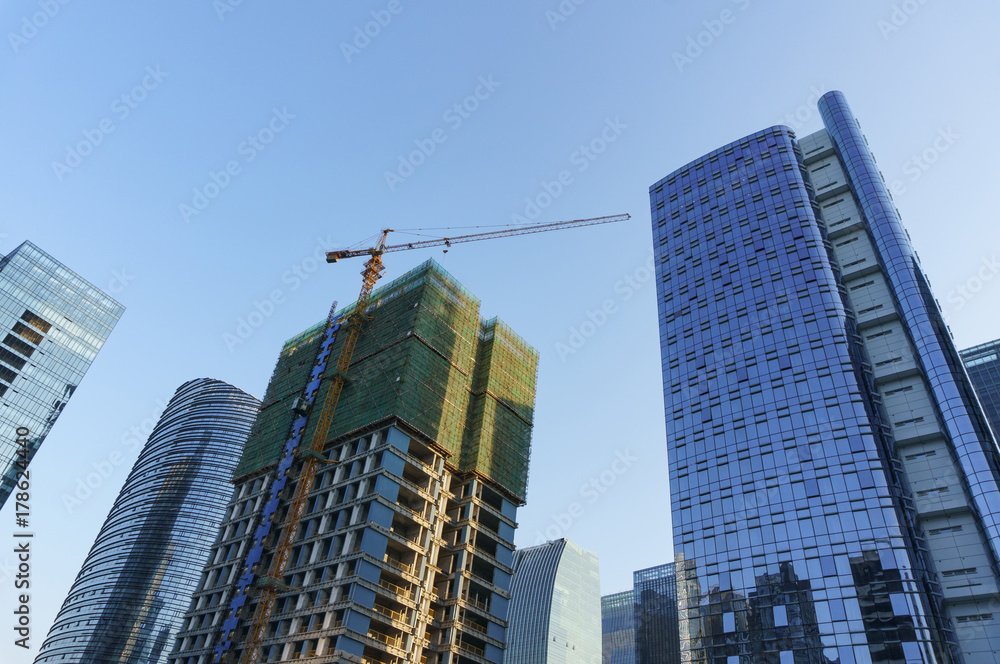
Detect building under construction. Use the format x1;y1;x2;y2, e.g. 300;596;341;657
169;259;538;664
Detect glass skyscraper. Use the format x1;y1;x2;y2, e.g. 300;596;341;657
34;378;260;664
0;241;123;507
961;339;1000;437
634;564;680;664
651;92;1000;662
602;590;636;664
601;564;680;664
507;538;602;664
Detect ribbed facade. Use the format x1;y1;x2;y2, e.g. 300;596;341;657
652;91;1000;663
601;591;636;664
507;539;601;664
961;340;1000;438
0;241;123;508
34;378;260;664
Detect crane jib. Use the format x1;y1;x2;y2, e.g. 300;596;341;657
325;213;629;262
224;210;627;661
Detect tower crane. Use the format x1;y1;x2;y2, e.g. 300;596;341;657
230;213;628;664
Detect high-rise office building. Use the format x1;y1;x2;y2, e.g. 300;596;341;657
600;564;680;664
34;378;260;664
651;91;1000;662
601;591;636;664
633;564;679;664
0;241;123;507
506;538;601;664
961;339;1000;437
169;259;538;664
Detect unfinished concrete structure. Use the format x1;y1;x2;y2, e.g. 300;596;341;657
169;260;538;664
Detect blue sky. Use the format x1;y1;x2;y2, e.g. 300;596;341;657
2;1;999;659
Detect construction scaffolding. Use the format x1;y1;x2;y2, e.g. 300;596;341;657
464;318;538;499
232;322;326;479
234;259;538;502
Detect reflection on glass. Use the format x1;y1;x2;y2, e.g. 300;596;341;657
507;538;602;664
602;590;637;664
634;563;681;664
651;106;966;662
34;379;260;664
0;242;123;507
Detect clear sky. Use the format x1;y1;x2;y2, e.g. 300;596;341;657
2;1;999;660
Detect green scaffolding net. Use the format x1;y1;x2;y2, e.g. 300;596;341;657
234;259;539;502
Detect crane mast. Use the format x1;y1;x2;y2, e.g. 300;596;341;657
232;216;625;663
234;232;388;663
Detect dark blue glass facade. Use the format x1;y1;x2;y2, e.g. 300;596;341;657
602;591;636;664
651;117;960;662
34;378;260;664
961;339;1000;438
634;564;680;664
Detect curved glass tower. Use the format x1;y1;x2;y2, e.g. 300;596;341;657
819;92;1000;569
507;538;601;664
651;92;1000;663
34;378;260;664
